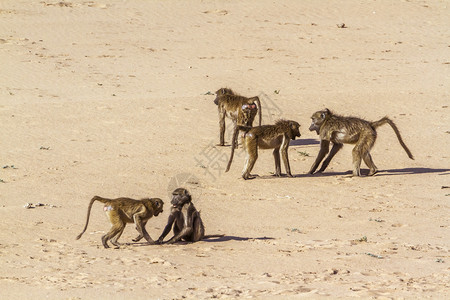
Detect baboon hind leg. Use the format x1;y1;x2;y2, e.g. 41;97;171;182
219;110;226;146
352;133;376;177
363;153;378;176
192;214;205;242
102;223;125;249
242;139;258;180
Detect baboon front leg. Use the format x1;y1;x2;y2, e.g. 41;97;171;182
273;147;281;176
134;214;155;245
281;141;293;177
309;140;330;174
318;143;343;173
132;220;148;242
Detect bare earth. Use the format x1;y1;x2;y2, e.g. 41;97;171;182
1;0;449;299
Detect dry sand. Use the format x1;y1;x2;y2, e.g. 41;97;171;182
1;0;449;299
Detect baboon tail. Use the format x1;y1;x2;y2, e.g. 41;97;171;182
371;117;414;160
75;196;104;240
225;128;239;172
254;96;262;126
226;126;253;172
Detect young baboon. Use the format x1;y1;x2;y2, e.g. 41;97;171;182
76;196;164;248
157;188;205;244
214;88;262;146
226;119;301;180
308;108;414;176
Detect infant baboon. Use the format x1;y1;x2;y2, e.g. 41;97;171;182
157;188;205;244
226;119;301;179
214;88;262;146
308;108;414;176
76;196;164;248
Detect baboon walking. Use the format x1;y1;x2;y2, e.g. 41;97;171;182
76;196;164;248
226;119;301;179
214;88;262;146
308;108;414;176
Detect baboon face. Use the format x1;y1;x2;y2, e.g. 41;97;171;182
152;198;164;216
309;109;330;134
290;121;301;140
171;188;191;209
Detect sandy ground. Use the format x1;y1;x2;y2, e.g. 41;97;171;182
1;0;449;299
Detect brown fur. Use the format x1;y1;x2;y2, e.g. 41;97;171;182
76;196;164;248
226;119;301;180
308;108;414;176
214;88;262;146
157;188;205;244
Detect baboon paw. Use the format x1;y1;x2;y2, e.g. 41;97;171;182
368;169;378;176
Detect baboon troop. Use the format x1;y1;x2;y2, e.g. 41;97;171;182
308;108;414;176
157;188;205;244
214;88;262;146
76;196;164;248
226;119;301;179
76;86;415;249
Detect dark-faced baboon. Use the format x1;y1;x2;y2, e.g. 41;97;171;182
76;196;164;248
214;88;262;146
308;108;414;176
226;119;301;180
157;188;205;244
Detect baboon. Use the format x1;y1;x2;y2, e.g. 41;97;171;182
157;188;205;244
226;119;301;180
76;196;164;248
214;88;262;146
308;108;414;176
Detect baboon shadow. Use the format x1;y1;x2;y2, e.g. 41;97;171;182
128;236;274;246
292;167;450;178
377;167;450;176
290;138;319;146
202;235;275;243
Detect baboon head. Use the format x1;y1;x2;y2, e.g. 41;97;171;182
213;87;235;105
309;108;331;134
151;198;164;216
171;188;191;209
289;121;301;140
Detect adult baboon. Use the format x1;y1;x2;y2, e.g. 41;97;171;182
308;108;414;176
157;188;205;244
214;88;262;146
226;119;301;179
76;196;164;248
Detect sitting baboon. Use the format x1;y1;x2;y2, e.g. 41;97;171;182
157;188;205;244
76;196;164;248
226;119;301;179
214;88;262;146
308;108;414;176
